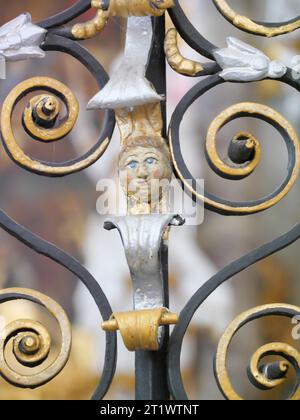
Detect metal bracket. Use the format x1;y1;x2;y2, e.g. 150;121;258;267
104;214;184;310
104;214;184;351
102;308;178;351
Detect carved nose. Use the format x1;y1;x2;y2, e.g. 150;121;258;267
137;165;148;179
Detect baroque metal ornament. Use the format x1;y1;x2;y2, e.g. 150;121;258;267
214;37;287;82
71;0;174;39
87;16;163;109
0;37;115;176
0;13;46;61
0;0;300;402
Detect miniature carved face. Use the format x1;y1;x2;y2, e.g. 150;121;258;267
119;142;172;204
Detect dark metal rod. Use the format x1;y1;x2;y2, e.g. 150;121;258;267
135;15;170;401
135;242;170;400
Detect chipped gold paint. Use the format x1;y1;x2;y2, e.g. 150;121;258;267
108;0;174;17
31;95;61;127
215;304;300;400
0;77;110;175
213;0;300;37
249;345;290;390
23;91;78;142
72;8;109;40
206;104;262;179
169;102;300;214
164;29;203;76
116;103;163;145
12;322;51;367
102;308;178;351
0;288;71;389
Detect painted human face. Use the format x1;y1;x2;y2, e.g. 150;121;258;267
119;146;171;204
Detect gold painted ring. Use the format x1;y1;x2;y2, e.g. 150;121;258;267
213;0;300;37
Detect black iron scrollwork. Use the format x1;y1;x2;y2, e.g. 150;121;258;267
0;3;116;400
168;221;300;400
1;33;115;177
166;0;300;401
0;0;300;401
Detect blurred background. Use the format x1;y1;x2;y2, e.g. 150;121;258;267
0;0;300;400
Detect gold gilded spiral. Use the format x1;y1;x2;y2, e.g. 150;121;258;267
248;343;296;391
213;0;300;37
170;102;300;214
0;288;71;389
12;321;51;367
206;103;263;180
215;304;300;400
0;77;110;176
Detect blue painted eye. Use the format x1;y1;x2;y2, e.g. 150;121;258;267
127;161;138;170
145;157;157;165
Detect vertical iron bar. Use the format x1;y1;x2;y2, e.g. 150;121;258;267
135;15;170;401
147;15;167;138
135;243;170;400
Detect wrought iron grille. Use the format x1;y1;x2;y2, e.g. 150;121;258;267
0;0;300;401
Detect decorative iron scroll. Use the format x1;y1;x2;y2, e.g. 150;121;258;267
1;34;115;176
212;0;300;38
0;288;72;389
168;223;300;400
0;208;116;399
0;0;299;401
166;0;300;401
167;0;300;216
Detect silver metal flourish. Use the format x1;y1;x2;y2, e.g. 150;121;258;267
104;214;184;310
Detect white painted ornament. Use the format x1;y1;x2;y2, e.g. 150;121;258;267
0;13;46;61
214;37;287;82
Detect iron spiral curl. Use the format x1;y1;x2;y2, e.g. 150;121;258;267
0;4;118;399
165;0;300;402
166;3;300;215
168;72;300;215
0;288;71;389
0;34;115;177
215;304;300;400
168;222;300;400
0;209;117;399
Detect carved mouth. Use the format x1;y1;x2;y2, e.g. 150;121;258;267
136;180;150;188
